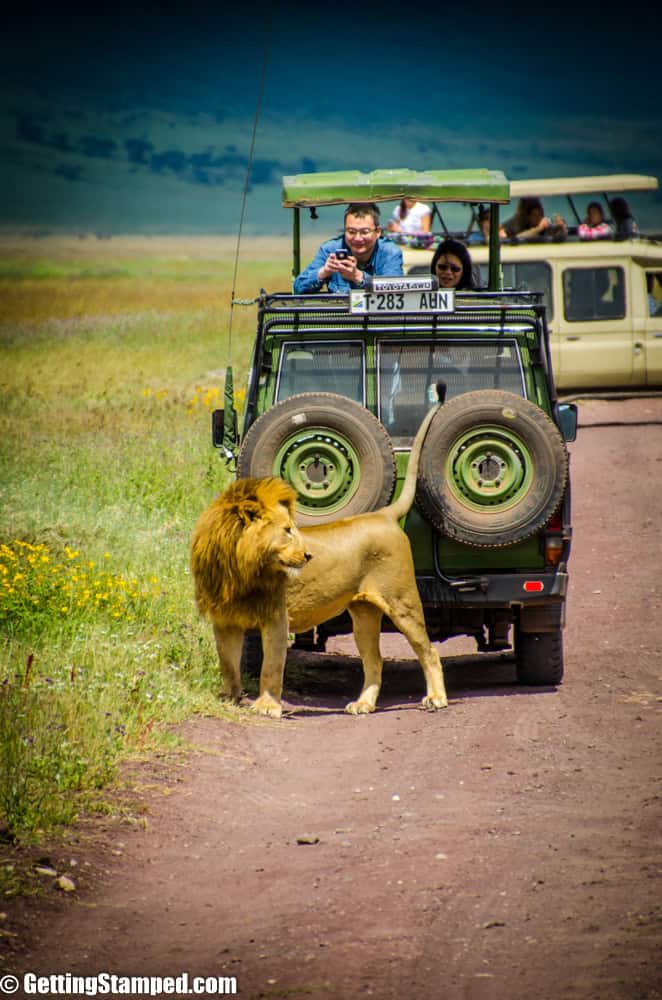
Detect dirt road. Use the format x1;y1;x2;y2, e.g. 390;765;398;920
5;397;662;1000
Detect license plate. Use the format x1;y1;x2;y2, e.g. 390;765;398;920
349;289;455;314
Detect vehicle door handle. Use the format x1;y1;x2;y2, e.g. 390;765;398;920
653;332;662;338
565;336;580;341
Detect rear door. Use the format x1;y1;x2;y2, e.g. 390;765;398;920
643;270;662;385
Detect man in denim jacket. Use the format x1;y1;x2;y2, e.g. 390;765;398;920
294;203;403;293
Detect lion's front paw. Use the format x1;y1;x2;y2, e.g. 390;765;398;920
420;694;448;711
251;694;283;719
220;690;244;704
345;699;376;715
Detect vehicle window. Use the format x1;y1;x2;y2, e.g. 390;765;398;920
378;340;525;439
563;267;626;321
277;341;364;403
478;262;553;318
646;272;662;317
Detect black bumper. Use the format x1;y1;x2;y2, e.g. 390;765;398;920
418;567;568;607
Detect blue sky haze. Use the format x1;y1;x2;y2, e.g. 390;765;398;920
2;2;661;234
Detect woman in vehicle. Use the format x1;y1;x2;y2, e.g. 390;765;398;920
578;201;613;240
610;197;640;240
388;197;434;248
501;196;567;242
430;238;478;290
388;196;432;236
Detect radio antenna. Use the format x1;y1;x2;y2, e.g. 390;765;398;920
227;19;271;365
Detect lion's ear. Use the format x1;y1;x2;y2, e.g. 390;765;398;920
235;500;262;526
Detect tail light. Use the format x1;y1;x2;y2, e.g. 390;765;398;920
543;512;565;567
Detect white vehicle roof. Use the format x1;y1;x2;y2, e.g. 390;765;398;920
510;175;658;198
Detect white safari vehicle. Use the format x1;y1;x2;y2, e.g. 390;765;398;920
402;174;662;392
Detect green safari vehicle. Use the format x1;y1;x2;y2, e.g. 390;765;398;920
214;168;578;686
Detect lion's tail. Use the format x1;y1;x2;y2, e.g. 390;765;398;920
386;382;445;522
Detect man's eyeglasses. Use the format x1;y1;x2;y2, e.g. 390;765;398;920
437;262;462;274
345;227;378;238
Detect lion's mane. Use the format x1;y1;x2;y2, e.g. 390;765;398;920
191;477;299;631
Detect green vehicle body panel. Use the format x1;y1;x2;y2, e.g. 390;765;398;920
245;292;565;589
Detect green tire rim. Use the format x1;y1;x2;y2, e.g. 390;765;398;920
274;428;361;514
446;425;534;511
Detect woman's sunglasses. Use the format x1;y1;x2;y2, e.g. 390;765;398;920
437;262;461;274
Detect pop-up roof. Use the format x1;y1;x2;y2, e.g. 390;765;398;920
282;168;511;207
510;174;658;197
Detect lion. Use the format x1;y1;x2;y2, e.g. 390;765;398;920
191;402;447;718
190;476;312;717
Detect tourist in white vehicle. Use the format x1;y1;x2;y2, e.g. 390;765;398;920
502;196;568;242
610;197;640;240
578;201;613;240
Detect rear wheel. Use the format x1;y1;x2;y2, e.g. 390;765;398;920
291;629;327;652
417;390;568;548
237;392;396;525
240;630;327;680
515;629;564;686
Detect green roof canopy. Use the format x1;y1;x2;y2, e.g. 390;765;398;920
282;168;511;207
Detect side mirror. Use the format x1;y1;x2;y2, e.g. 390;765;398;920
558;403;578;443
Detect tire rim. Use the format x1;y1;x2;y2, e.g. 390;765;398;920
446;425;534;510
274;428;361;514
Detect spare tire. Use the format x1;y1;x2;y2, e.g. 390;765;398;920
237;392;396;526
417;390;568;548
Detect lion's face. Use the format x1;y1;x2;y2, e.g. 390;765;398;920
191;477;312;626
237;497;310;578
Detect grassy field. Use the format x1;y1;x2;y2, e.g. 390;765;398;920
0;234;297;841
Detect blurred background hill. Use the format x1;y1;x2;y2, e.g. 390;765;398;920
2;1;661;237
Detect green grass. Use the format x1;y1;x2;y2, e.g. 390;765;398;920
0;235;292;841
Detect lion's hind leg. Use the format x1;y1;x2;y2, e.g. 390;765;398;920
387;603;448;710
346;600;384;715
213;624;245;702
